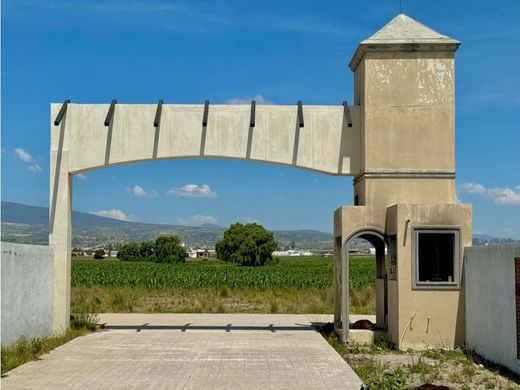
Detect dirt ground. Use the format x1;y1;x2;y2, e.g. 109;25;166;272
326;335;520;390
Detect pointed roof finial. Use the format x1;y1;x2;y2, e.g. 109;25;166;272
349;14;460;71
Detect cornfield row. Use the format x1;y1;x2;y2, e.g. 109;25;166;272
71;257;375;290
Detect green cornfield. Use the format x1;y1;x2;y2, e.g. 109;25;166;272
71;256;375;291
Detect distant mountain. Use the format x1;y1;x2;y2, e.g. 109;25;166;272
472;233;517;246
198;223;224;229
1;202;333;250
3;202;515;250
1;202;51;225
2;201;134;228
473;234;498;240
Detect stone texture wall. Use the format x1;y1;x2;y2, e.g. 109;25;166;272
465;243;520;374
1;242;54;346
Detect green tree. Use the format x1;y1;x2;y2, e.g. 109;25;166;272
117;242;140;261
216;223;277;266
139;241;155;260
155;236;186;263
93;249;105;259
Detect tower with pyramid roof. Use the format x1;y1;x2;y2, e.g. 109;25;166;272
334;14;472;349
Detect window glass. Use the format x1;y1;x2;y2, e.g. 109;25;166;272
413;228;460;288
418;233;455;283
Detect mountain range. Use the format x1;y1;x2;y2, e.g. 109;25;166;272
2;202;516;250
0;202;334;250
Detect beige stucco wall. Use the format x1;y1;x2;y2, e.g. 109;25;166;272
386;280;399;346
330;47;467;349
387;203;472;349
354;177;457;210
334;206;386;243
334;202;471;349
356;52;455;174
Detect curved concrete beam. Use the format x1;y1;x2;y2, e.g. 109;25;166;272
50;103;361;176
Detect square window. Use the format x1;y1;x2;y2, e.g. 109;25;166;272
413;228;460;288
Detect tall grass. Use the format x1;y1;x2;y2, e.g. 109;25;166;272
71;285;376;314
1;315;97;375
70;256;377;314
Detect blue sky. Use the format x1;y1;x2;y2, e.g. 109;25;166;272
1;1;519;237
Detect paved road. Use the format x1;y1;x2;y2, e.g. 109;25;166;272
1;313;364;389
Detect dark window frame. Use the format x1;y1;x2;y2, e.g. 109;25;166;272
412;227;461;289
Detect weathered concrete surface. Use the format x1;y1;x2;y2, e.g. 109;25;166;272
1;242;54;346
1;314;364;389
465;244;520;374
51;104;361;176
349;13;460;71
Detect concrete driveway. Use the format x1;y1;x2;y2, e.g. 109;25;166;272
1;313;363;389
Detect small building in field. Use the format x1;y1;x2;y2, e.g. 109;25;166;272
188;248;215;259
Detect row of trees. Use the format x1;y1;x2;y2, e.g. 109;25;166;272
117;236;186;263
116;223;277;266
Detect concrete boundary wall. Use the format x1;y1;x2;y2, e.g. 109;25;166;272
465;243;520;374
1;242;54;346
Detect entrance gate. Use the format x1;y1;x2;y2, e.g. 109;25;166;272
50;14;472;349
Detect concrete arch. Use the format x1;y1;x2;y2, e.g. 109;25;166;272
340;229;387;343
51;103;361;176
49;102;362;332
342;228;385;248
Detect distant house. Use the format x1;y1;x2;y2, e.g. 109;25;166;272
272;250;302;257
188;248;215;259
368;247;387;255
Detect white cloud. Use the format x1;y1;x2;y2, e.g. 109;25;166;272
226;94;272;105
458;182;520;205
76;173;88;180
459;182;486;195
28;164;43;173
132;184;157;198
167;184;217;198
245;217;260;224
90;209;136;221
177;215;218;226
13;147;43;172
488;186;520;205
14;148;32;162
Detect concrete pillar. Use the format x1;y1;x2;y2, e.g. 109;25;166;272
333;237;342;327
49;112;72;333
341;244;349;342
375;243;386;329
